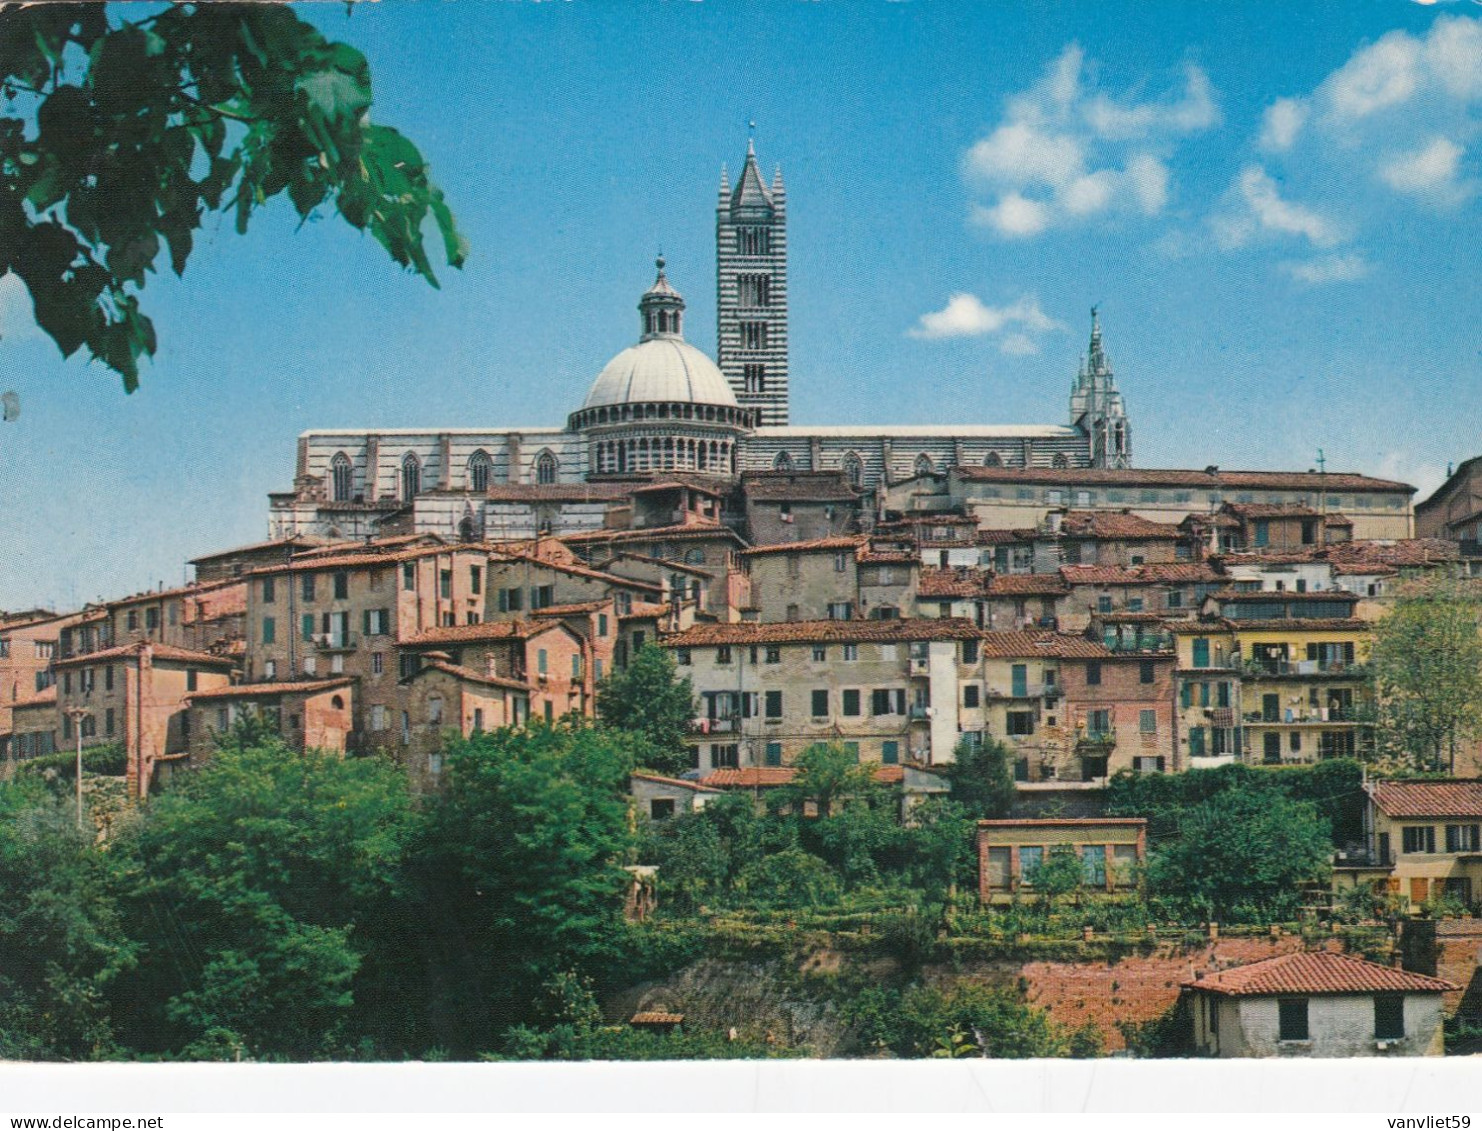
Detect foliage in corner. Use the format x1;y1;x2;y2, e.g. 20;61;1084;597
0;3;466;389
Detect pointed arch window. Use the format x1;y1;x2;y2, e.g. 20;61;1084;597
535;450;559;485
914;453;935;477
984;451;1003;469
468;450;492;493
400;453;422;502
1051;453;1070;469
842;452;864;489
330;452;353;502
773;451;794;472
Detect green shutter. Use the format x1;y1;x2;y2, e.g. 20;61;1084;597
302;614;314;642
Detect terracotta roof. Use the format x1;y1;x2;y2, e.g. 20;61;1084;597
742;535;867;557
918;568;987;598
627;474;732;497
1138;563;1223;583
1058;511;1184;539
1060;565;1146;586
405;619;577;646
979;631;1112;659
1224;502;1323;520
246;542;472;576
1183;951;1457;997
978;818;1147;828
1331;562;1400;577
413;659;531;692
187;677;354;701
482;482;634;502
985;573;1070;597
188;536;321;565
1328;539;1462;566
531;600;612;617
107;577;248;608
955;466;1415;493
629;1011;685;1025
54;641;236;669
741;470;860;502
857;549;917;564
1368;780;1482;819
488;551;664;593
559;523;745;545
975;529;1034;545
10;686;57;708
619;601;673;620
666;617;981;647
630;771;721;794
599;552;712;577
701;764;905;788
1224;618;1372;632
1214;589;1359;603
1326;513;1354;527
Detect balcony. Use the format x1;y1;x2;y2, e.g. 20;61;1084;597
1242;709;1362;725
313;632;357;652
908;704;933;721
691;716;738;735
1243;659;1369;679
1076;729;1117;750
988;684;1059;700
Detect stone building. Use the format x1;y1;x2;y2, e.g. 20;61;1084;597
1415;454;1482;546
0;610;78;755
663;617;985;769
1184;951;1455;1058
1331;779;1482;913
977;817;1147;905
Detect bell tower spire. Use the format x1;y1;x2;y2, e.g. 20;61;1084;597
717;131;789;426
1069;306;1132;468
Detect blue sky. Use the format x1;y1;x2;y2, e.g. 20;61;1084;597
3;0;1480;610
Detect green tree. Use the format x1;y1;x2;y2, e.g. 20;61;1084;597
0;776;134;1060
776;741;879;819
945;736;1016;818
891;982;1091;1059
0;3;464;389
109;740;415;1060
595;643;696;776
1026;845;1085;916
1146;788;1332;921
1368;579;1482;772
411;722;639;1054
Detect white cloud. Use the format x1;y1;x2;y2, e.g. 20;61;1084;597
1378;135;1470;201
970;194;1052;238
908;293;1064;351
1215;166;1341;249
1323;30;1423;122
0;272;38;342
1280;253;1372;284
962;44;1218;238
1259;97;1309;151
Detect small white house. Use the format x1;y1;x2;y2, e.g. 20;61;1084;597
1184;950;1457;1058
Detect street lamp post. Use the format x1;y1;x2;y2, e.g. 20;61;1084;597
64;707;87;832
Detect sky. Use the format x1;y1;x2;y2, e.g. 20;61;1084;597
3;0;1481;610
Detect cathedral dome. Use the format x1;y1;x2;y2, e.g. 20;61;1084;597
583;337;737;410
581;256;738;410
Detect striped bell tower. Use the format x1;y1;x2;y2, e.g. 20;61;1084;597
717;135;789;426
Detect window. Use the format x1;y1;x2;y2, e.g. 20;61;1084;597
1006;711;1035;736
737;274;770;308
716;645;733;665
104;665;113;691
1365;994;1407;1043
764;690;783;719
842;644;859;662
1086;662;1101;686
961;640;979;665
1445;824;1480;853
537;649;548;675
105;707;115;736
743;363;766;394
676;648;692;666
710;743;739;769
535;451;558;485
399;653;421;679
1096;595;1112;613
262;577;276;604
572;653;583;680
186;669;198;692
964;684;981;709
498;587;524;613
428;696;444;725
811;689;829;717
914;453;935;477
400;710;411;746
1278;999;1309;1042
842;689;861;716
739;319;769;348
302;574;317;602
1140;660;1155;685
440;570;453;599
812;645;827;662
1082;845;1106;886
765;741;783;766
401;453;421;501
301;613;315;642
1087;709;1112;736
468;450;492;493
827;602;853;620
262;617;276;645
402;563;416;591
843;452;864;488
1139;709;1157;734
372;652;384;675
1402;826;1437;854
530;584;553;610
370;704;387;731
331;452;353;502
127;610;139;631
598;613;609;637
364;608;391;636
472;708;484;733
650;798;676;821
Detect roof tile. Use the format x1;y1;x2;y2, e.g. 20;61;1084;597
1183;950;1457;996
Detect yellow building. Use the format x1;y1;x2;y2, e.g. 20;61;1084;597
1333;780;1482;913
1172;590;1373;767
